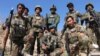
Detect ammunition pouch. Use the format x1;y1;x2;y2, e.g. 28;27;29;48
10;26;26;41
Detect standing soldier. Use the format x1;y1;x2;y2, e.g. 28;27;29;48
82;3;100;50
63;16;90;56
46;5;60;31
24;5;45;56
3;3;28;56
23;7;31;25
41;26;65;56
66;2;82;24
23;7;32;33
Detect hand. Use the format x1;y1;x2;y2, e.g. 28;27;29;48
24;35;33;42
42;44;48;50
60;47;64;53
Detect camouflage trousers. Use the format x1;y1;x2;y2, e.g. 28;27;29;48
69;44;79;56
94;28;100;50
11;38;24;56
23;32;41;55
86;28;97;44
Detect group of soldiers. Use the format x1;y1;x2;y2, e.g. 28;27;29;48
2;2;100;56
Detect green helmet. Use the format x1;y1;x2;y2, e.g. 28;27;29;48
50;5;57;11
85;3;94;10
35;5;42;12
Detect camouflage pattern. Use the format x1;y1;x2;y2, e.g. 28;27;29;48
47;13;60;31
6;13;28;56
63;24;90;56
23;15;32;34
41;32;65;56
23;14;45;55
82;10;100;50
67;10;82;23
31;14;45;32
81;11;99;44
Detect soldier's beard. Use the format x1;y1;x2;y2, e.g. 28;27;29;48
68;24;75;29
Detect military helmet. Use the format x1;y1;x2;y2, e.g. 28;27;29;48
35;5;42;12
67;2;74;7
85;3;94;10
50;5;57;11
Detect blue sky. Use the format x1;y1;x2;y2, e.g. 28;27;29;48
0;0;100;31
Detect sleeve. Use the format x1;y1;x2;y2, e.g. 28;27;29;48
57;37;64;48
31;16;36;26
5;15;12;27
81;13;89;20
77;11;82;17
41;34;48;46
55;14;60;25
42;16;46;29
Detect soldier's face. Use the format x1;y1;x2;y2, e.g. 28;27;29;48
68;7;74;11
50;28;55;33
24;9;28;14
17;5;24;14
87;6;93;11
36;8;41;14
51;9;56;13
67;17;74;26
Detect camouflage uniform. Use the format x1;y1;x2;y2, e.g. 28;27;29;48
67;10;82;23
23;14;32;34
64;24;90;56
46;5;60;31
66;3;82;24
24;13;45;55
82;12;95;43
6;13;28;56
41;32;65;56
82;10;100;50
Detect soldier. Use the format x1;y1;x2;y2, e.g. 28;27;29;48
61;2;82;38
66;2;82;24
63;16;90;56
23;7;32;33
23;7;31;25
3;3;28;56
46;5;60;31
82;3;100;50
24;5;45;56
41;26;65;56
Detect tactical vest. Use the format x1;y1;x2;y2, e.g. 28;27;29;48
10;15;27;39
67;27;78;44
66;24;85;44
32;15;43;28
48;14;58;25
67;11;79;23
44;33;58;51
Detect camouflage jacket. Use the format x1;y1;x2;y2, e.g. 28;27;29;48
23;15;32;28
64;24;89;45
81;10;100;27
31;14;45;32
67;10;82;23
41;32;63;51
46;13;60;29
6;13;28;38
